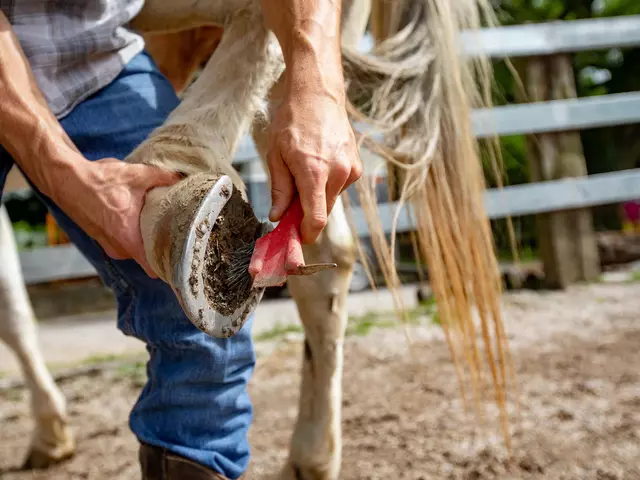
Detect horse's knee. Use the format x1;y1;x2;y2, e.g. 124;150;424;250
286;199;355;340
280;203;352;480
288;213;355;306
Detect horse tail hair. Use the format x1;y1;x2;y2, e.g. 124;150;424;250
341;0;515;449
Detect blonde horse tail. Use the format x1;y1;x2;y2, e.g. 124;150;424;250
341;0;515;449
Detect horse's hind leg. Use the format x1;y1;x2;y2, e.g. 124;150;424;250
255;122;357;480
280;206;356;480
255;122;359;478
249;3;370;476
0;205;74;468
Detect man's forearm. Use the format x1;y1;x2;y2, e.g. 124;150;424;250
0;12;87;201
260;0;344;102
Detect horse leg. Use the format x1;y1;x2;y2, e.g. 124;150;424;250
0;205;74;469
253;113;357;479
126;2;285;339
283;206;356;479
250;2;368;476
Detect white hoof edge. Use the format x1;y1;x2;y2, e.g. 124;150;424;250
173;175;271;339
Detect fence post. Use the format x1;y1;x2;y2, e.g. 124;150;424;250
524;55;600;288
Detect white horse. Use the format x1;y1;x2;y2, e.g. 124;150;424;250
0;0;512;477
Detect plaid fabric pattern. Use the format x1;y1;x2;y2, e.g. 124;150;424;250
1;0;145;119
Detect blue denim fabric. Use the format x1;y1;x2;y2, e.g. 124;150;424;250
0;52;255;479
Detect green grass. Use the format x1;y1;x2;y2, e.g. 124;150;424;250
11;221;48;250
346;301;439;337
346;312;397;336
254;323;303;342
250;300;441;343
33;300;442;383
72;353;147;386
1;388;22;401
82;353;122;365
116;360;147;387
629;270;640;283
497;245;538;263
0;303;443;390
595;270;640;284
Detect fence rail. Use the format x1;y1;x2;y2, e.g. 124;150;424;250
349;169;640;237
8;14;640;285
473;92;640;138
461;14;640;58
18;168;640;284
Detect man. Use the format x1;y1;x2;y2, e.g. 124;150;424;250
0;0;361;478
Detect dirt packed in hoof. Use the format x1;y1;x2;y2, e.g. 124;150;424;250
1;283;640;479
203;186;262;316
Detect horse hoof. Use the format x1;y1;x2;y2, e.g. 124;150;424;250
22;446;74;470
140;173;271;338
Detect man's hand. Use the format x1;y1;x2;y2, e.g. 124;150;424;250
260;0;362;244
53;158;180;278
267;92;361;244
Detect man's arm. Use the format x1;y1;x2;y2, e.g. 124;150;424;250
0;12;83;199
260;0;362;244
0;13;178;276
261;0;343;99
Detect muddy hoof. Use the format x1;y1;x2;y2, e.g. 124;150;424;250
22;447;74;470
140;174;271;338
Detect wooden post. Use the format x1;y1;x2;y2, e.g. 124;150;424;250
523;55;600;288
46;213;70;245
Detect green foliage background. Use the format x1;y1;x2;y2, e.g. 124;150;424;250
487;0;640;256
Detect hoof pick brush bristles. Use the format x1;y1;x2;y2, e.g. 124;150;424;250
228;195;337;290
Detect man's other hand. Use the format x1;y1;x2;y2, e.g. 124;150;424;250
55;158;180;278
267;92;362;244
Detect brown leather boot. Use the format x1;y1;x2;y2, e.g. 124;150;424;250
139;442;229;480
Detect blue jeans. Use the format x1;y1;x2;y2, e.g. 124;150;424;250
0;52;255;479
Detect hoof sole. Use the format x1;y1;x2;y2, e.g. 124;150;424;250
173;175;271;338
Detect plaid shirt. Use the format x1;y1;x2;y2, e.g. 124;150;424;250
1;0;145;119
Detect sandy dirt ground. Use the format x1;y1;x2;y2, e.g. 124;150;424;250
0;285;419;375
1;283;639;479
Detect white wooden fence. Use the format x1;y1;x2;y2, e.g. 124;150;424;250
10;14;640;284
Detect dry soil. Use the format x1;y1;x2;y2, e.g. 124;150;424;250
1;283;639;479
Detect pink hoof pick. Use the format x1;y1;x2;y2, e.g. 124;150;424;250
249;196;336;288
